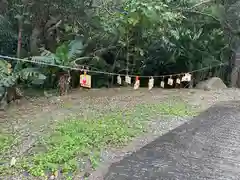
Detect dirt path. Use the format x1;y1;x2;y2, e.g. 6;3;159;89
1;88;240;178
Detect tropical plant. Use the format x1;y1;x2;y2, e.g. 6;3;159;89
26;35;94;90
0;60;46;107
33;36;87;66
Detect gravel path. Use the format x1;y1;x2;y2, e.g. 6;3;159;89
104;101;240;180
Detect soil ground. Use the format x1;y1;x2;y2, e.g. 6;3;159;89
1;87;240;179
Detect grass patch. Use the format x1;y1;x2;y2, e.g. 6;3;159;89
0;132;14;155
17;101;194;177
0;131;15;176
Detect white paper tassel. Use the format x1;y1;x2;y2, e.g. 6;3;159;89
117;75;122;84
176;78;181;84
134;80;140;90
167;77;173;85
181;73;192;82
160;81;165;88
148;77;154;90
181;76;186;81
125;75;131;84
185;73;192;81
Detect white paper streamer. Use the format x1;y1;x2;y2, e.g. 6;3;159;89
176;78;181;84
181;73;192;82
117;75;122;84
168;77;173;85
148;77;154;90
160;81;165;88
125;75;131;84
185;73;192;81
134;80;140;90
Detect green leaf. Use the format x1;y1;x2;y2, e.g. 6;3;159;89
55;43;69;65
31;49;59;65
0;60;8;74
0;75;17;87
0;86;5;97
18;68;46;81
14;14;23;20
68;36;85;60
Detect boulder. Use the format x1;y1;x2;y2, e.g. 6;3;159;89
196;77;227;91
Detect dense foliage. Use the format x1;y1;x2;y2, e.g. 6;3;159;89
0;0;239;101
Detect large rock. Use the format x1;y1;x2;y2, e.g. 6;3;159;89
196;77;227;90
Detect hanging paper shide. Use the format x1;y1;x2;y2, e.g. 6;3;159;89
160;80;165;88
148;77;154;90
167;76;173;86
117;75;122;85
181;73;192;82
134;76;140;90
176;78;181;84
125;75;131;84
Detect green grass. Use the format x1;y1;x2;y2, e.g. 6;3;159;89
0;132;14;155
16;101;195;177
0;132;15;176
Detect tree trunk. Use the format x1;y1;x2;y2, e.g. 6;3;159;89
17;19;23;58
230;50;240;87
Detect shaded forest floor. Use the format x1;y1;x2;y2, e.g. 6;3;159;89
1;88;240;179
